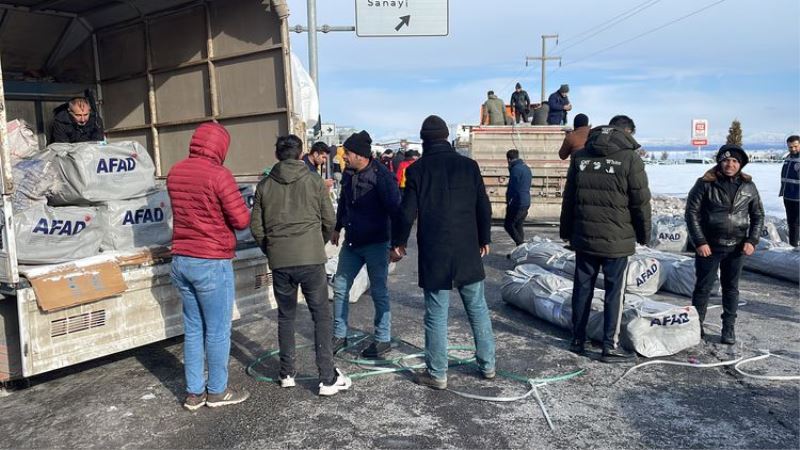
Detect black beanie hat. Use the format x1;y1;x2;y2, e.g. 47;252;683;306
420;115;449;141
716;144;749;168
343;130;373;158
515;82;522;89
559;84;570;93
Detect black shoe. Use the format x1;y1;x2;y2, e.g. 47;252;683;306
601;347;637;364
415;370;447;390
332;336;348;354
568;339;585;355
721;324;736;345
360;340;391;358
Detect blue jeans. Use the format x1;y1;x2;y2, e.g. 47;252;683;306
423;281;496;380
170;256;234;395
333;241;391;342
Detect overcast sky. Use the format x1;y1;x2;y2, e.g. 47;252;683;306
285;0;799;147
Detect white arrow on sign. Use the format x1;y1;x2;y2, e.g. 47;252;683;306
355;0;448;37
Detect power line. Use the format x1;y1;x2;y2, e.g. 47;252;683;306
562;0;728;67
557;0;660;47
557;0;662;54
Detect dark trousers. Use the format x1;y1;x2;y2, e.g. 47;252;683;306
571;252;628;350
692;249;745;326
272;264;335;383
514;110;529;124
785;199;799;247
504;205;529;246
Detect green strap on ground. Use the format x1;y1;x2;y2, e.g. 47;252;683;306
246;332;585;386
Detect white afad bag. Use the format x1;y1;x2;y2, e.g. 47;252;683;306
47;140;156;205
99;189;173;251
15;203;103;264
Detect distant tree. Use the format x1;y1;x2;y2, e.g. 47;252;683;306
726;119;743;146
660;151;669;161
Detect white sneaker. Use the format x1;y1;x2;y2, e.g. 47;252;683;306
318;368;352;396
279;373;296;388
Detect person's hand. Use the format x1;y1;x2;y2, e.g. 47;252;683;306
390;246;406;262
565;104;573;111
331;231;340;246
696;244;712;257
743;242;755;256
325;179;334;189
480;245;490;257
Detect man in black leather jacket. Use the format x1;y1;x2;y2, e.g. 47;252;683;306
685;144;764;344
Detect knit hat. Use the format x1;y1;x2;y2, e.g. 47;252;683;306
574;113;589;128
343;130;373;158
716;144;749;168
420;115;449;141
515;82;522;89
559;84;570;94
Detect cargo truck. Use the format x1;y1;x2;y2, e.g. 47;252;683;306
0;0;294;383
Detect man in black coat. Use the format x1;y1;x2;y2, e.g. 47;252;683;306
510;82;531;124
560;115;651;363
49;97;105;144
685;145;764;345
547;84;572;126
392;115;496;390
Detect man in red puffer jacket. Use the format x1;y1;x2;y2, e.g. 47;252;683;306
167;122;251;411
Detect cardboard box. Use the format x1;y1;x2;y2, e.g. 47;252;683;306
27;261;127;312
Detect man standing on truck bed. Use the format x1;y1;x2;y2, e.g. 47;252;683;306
49;96;105;144
250;134;352;396
167;122;252;410
482;91;509;126
510;83;532;124
547;84;572;126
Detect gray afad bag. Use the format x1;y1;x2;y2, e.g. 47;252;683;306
99;189;173;251
47;141;156;205
746;239;800;283
15;203;102;264
502;264;700;357
510;237;664;295
638;246;720;298
235;184;257;242
649;215;688;252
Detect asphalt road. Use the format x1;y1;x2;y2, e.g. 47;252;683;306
1;226;798;449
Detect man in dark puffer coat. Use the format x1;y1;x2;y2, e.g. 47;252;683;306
560;115;651;363
685;144;764;345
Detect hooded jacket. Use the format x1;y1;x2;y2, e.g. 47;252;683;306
547;91;570;125
482;94;507;125
336;159;401;248
560;126;652;258
49;108;105;144
250;159;335;270
685;168;764;250
167;123;250;259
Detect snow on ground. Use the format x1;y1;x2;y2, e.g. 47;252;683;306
645;162;784;217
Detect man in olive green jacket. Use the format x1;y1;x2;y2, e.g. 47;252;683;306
482;91;509;126
250;134;351;396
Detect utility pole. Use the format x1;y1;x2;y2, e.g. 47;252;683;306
306;0;319;92
525;34;561;103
